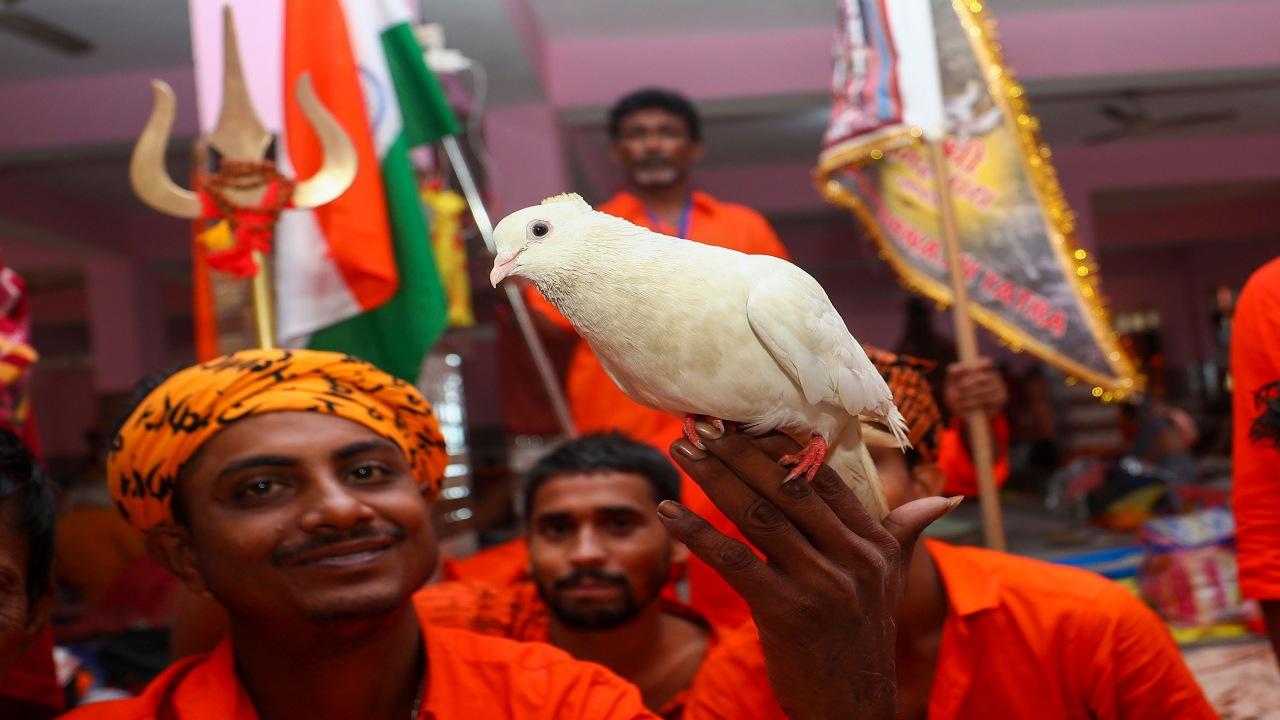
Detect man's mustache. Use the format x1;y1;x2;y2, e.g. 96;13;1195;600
553;567;630;592
272;526;406;566
636;155;675;170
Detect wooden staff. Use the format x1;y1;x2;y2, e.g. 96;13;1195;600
928;140;1007;551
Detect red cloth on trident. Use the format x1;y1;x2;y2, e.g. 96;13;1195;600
197;178;291;279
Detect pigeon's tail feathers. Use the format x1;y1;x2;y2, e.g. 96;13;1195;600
883;403;911;451
825;421;889;519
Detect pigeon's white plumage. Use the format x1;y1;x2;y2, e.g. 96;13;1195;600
490;193;908;516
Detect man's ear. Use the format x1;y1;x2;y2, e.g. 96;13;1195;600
147;525;208;596
609;141;625;166
21;587;53;643
690;141;705;163
911;463;947;499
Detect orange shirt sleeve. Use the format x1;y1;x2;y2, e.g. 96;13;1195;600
1231;258;1280;600
1080;584;1217;719
938;415;1010;496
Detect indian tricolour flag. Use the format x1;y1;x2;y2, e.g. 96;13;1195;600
189;0;458;381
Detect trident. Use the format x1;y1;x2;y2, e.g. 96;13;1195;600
129;6;356;349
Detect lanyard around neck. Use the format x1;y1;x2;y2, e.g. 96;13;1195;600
645;198;693;239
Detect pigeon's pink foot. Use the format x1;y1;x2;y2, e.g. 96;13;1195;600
683;415;725;450
779;434;828;483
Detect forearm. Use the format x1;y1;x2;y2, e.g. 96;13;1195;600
761;625;898;720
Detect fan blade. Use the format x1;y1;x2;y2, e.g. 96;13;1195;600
1099;104;1134;123
1150;110;1238;129
0;10;93;55
1085;128;1130;145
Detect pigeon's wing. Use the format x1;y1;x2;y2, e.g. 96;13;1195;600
746;268;907;443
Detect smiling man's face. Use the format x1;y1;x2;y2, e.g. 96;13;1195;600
158;412;437;625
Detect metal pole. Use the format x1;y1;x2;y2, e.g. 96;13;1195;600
441;136;578;438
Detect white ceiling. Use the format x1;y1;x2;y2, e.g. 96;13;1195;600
422;0;545;106
0;0;191;83
529;0;1205;39
0;0;1221;85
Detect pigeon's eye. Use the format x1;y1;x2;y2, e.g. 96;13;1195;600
528;220;552;239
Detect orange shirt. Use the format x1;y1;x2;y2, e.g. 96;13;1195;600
442;537;532;586
1231;256;1280;600
1;626;61;713
415;580;721;719
61;616;655;719
937;416;1011;497
685;540;1216;720
524;190;788;630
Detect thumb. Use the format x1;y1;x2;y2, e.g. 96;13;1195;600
882;495;962;558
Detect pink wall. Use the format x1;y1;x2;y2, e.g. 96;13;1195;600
0;67;197;155
484;104;572;215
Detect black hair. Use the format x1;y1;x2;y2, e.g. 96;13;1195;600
607;88;702;143
0;428;57;609
1252;381;1280;448
523;433;681;518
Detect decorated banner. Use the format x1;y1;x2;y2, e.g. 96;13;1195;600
815;0;1143;400
0;260;39;453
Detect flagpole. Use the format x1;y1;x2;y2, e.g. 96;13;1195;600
440;136;579;439
928;139;1007;552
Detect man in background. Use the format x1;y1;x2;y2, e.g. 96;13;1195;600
684;350;1215;719
510;88;789;626
0;429;58;719
421;434;718;717
1231;256;1280;661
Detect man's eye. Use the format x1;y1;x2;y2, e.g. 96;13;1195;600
606;517;638;534
236;478;284;502
540;522;571;539
348;464;390;483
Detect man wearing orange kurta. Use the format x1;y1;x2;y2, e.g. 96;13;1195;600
62;350;651;720
422;434;721;718
683;349;1216;719
515;88;1012;629
1231;256;1280;660
523;89;788;630
65;349;944;720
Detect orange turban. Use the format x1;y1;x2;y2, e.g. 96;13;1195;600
864;347;942;464
107;349;448;531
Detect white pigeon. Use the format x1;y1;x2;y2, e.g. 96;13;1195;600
490;193;909;517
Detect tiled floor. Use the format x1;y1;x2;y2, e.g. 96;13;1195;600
1183;641;1280;719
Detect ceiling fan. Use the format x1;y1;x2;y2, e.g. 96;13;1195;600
1087;91;1236;145
0;0;93;55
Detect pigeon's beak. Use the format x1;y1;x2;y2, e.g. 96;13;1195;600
490;249;523;287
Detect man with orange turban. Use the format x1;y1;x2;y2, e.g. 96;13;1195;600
65;348;954;720
683;349;1215;720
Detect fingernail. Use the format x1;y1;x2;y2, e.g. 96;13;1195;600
695;420;723;441
673;440;707;461
945;495;964;514
657;500;684;519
